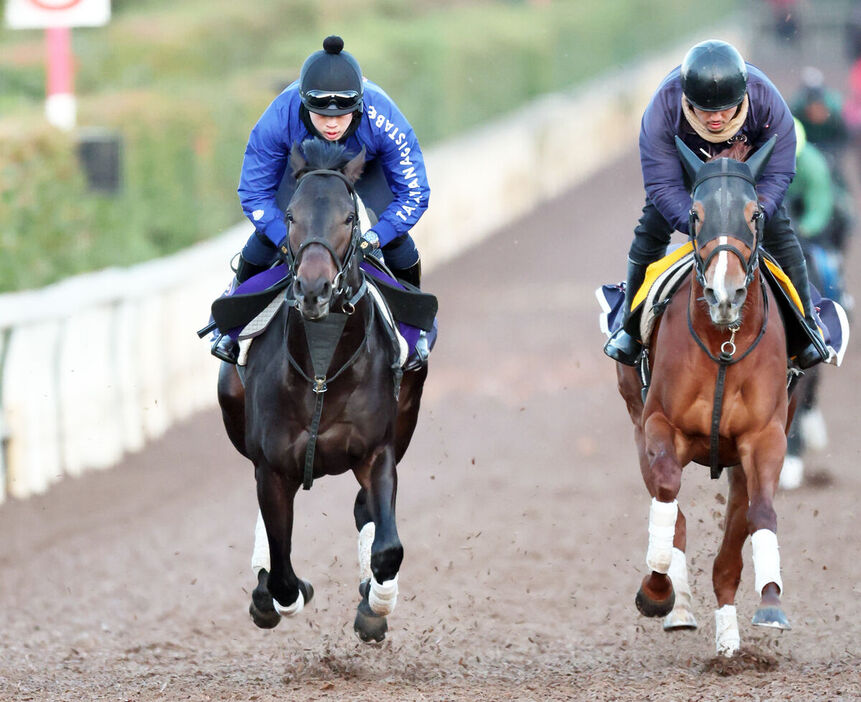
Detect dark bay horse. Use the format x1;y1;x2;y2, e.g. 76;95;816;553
217;139;427;643
616;136;795;657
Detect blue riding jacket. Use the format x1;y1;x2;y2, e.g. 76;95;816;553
238;79;430;249
639;63;796;234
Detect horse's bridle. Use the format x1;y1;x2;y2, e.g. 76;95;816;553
282;168;363;306
687;165;765;292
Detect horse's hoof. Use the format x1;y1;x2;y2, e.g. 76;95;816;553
299;579;315;605
354;595;388;643
636;586;675;618
663;605;698;631
752;606;792;630
249;600;281;629
249;569;280;629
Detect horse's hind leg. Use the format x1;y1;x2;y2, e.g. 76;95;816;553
662;507;698;631
636;413;683;619
394;365;427;463
712;465;749;656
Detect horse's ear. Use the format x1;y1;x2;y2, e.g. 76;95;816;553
745;135;778;181
342;146;366;184
675;135;704;180
289;142;307;178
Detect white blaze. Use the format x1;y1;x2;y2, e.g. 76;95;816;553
712;236;730;301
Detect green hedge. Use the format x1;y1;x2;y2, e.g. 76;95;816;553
0;0;738;292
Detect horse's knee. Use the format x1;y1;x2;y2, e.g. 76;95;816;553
650;453;681;502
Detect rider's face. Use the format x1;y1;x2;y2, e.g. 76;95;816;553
691;105;739;133
308;111;353;141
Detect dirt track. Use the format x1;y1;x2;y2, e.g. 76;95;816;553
1;36;860;702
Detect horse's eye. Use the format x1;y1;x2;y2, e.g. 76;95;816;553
345;213;355;224
285;211;294;223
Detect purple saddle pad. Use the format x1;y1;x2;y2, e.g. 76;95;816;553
227;263;436;359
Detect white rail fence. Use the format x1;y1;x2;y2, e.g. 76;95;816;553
0;32;743;504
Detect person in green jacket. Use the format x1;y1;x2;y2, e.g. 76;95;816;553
787;118;854;253
787;118;834;240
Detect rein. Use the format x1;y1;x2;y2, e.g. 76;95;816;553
281;168;363;302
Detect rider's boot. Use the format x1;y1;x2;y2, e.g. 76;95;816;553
603;258;649;366
391;258;430;369
390;258;421;289
211;255;271;364
781;257;830;369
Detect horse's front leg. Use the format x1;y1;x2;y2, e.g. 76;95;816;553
352;445;401;643
636;412;684;618
254;462;314;624
712;464;749;656
741;424;792;632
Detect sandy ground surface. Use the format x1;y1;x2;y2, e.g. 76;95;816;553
1;26;860;702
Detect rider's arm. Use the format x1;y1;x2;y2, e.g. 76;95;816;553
747;73;795;220
360;83;430;246
794;145;835;238
640;85;694;233
237;92;296;247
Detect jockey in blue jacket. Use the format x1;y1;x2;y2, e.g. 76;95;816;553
212;35;430;362
603;39;829;369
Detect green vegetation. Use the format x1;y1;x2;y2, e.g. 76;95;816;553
0;0;738;292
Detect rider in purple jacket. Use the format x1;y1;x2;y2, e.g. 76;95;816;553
604;40;828;369
212;36;430;362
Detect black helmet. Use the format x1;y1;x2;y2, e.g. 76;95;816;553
299;36;363;116
680;40;748;111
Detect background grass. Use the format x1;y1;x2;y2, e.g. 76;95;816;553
0;0;739;292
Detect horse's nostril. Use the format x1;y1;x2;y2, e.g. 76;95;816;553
735;288;747;304
321;281;332;297
294;279;303;295
704;288;718;306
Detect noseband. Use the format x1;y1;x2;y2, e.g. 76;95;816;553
283;168;363;302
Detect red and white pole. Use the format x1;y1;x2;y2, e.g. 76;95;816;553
45;25;75;130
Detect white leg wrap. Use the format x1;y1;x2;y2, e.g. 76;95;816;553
667;547;691;596
646;498;678;574
714;604;740;657
251;509;270;576
751;529;783;596
663;547;698;630
368;574;399;616
357;522;375;582
273;590;304;618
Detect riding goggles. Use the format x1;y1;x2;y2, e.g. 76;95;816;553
302;90;361;112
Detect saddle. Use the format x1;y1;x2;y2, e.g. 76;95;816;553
210;258;439;361
596;245;848;365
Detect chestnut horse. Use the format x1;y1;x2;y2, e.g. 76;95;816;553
217;139;427;643
616;136;795;657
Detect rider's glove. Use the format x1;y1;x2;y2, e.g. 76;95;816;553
360;229;384;262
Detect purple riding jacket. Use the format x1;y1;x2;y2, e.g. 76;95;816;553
639;63;796;234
